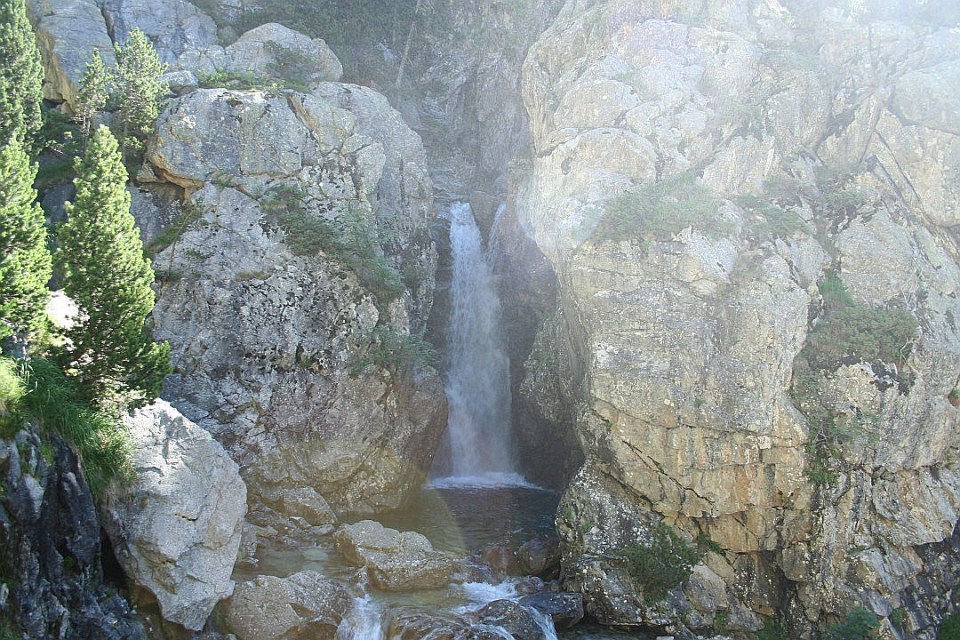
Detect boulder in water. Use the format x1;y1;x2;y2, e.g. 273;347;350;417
518;536;561;579
471;599;550;640
335;520;459;591
222;570;353;640
519;591;585;631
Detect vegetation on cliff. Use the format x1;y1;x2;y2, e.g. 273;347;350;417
58;126;172;407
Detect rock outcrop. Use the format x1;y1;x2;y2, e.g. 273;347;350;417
27;0;116;107
335;520;458;591
516;0;960;636
222;571;353;640
101;400;246;631
145;82;444;523
0;430;146;639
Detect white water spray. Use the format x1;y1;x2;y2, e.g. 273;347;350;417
439;202;516;481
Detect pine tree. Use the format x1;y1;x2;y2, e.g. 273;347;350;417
74;50;111;145
58;126;170;407
0;139;52;348
113;29;167;159
0;0;44;146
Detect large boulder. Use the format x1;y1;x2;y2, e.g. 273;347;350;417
100;0;218;65
222;571;353;640
0;430;146;639
146;85;445;523
223;23;342;85
335;521;459;591
27;0;115;107
101;400;247;631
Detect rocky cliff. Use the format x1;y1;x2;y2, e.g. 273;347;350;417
515;0;960;636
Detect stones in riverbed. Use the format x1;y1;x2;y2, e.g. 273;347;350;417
335;520;460;591
470;599;550;640
222;570;353;640
519;591;585;631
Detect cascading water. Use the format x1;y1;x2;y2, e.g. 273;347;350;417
435;202;518;482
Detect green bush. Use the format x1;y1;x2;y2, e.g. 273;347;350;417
824;607;879;640
264;186;405;306
618;521;699;603
736;193;810;240
940;612;960;640
804;305;918;370
352;326;437;377
596;172;729;243
16;358;132;497
0;357;25;437
145;199;205;257
756;617;790;640
800;273;917;372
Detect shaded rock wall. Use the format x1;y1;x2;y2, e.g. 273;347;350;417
0;430;146;639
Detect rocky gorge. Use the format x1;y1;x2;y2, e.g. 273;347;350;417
1;0;959;638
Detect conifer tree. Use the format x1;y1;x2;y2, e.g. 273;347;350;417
0;140;52;348
75;49;110;145
113;29;167;159
58;126;170;406
0;0;44;146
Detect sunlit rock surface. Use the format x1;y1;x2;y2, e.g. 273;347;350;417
102;400;246;631
517;0;960;634
335;520;459;591
223;570;352;640
146;82;445;523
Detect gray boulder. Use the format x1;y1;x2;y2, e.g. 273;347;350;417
222;571;353;640
335;521;459;591
224;22;342;85
102;400;247;631
100;0;219;65
27;0;114;108
519;592;584;631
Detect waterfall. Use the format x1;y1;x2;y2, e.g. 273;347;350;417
437;202;517;482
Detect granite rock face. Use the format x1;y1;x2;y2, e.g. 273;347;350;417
101;400;246;631
516;0;960;635
146;83;445;524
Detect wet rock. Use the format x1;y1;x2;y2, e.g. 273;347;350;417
477;543;522;578
101;400;247;631
519;592;585;631
222;570;352;640
517;536;561;578
385;607;496;640
335;521;459;591
471;599;547;640
0;430;146;639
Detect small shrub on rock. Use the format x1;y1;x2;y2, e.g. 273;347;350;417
618;521;699;603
